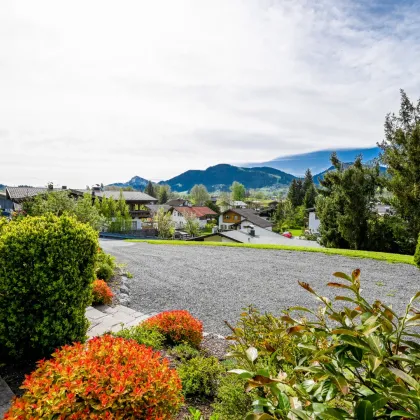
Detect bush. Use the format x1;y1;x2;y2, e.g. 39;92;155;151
415;234;420;268
113;324;165;349
0;215;98;361
92;279;114;305
212;374;254;420
95;248;115;281
144;310;203;347
177;356;225;398
229;269;420;419
5;335;183;419
170;343;201;361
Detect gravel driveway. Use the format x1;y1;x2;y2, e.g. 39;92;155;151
100;240;420;335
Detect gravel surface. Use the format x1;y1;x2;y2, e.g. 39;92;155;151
100;240;420;335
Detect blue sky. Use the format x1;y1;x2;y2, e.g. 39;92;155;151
0;0;419;186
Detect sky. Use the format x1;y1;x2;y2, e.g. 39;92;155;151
1;0;420;187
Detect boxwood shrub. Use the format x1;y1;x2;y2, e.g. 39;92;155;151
0;214;98;361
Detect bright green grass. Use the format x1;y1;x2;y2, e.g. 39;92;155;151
126;239;415;265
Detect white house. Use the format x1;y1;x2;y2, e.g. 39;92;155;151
307;208;320;233
171;206;218;230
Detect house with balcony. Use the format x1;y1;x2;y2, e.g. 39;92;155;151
219;208;273;234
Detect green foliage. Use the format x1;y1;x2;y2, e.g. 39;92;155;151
170;343;201;361
153;206;175;239
318;154;384;250
96;191;132;233
190;184;211;206
287;179;304;207
96;262;114;281
205;200;221;215
0;215;98;361
158;185;170;204
217;191;232;210
230;181;246;201
23;191;104;230
113;324;165;349
187;407;220;420
212;370;256;419
178;356;225;398
144;180;156;198
228;269;420;419
415;234;420;268
379;90;420;245
184;211;201;237
303;182;318;209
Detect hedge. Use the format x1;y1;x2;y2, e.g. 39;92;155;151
0;215;98;361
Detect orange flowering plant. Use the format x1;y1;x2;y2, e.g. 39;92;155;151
5;335;183;419
92;279;113;305
144;310;203;347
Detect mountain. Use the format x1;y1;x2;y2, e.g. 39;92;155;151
161;164;296;192
247;147;381;176
108;176;149;190
0;184;5;191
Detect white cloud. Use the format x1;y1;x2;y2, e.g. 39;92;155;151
0;0;419;186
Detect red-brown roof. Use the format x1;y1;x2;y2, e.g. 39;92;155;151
174;206;217;218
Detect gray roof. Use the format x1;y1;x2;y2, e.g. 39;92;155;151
6;187;83;203
95;191;158;202
146;204;172;213
226;208;273;229
167;198;190;206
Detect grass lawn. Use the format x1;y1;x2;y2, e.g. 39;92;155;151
126;239;415;265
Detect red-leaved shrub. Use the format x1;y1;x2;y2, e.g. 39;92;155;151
144;310;203;347
92;279;113;305
5;335;183;419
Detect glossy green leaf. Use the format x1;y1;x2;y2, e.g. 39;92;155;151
389;367;420;390
356;400;373;420
390;410;417;418
364;394;388;411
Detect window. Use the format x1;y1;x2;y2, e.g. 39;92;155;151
234;215;238;220
225;215;230;219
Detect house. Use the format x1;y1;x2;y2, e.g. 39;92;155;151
6;186;83;204
93;190;157;230
166;198;192;207
232;200;247;208
0;192;18;217
171;206;217;230
188;227;322;247
219;208;273;234
307;208;320;233
145;204;172;216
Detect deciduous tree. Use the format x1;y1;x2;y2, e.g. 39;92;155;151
153;207;174;239
190;184;210;206
230;181;246;201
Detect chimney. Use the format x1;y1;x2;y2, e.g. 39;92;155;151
62;186;67;190
47;182;54;190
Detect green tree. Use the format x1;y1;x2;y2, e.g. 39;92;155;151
183;211;200;237
302;168;314;194
230;181;246;201
303;182;318;209
144;180;156;198
318;153;383;249
274;199;294;231
205;200;220;214
379;89;420;250
190;184;210;206
153;207;174;239
217;192;232;211
158;185;170;204
287;179;304;207
95;192;131;232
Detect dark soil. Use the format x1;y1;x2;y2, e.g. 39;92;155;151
0;360;37;397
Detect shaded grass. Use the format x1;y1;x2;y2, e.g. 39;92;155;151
126;240;415;265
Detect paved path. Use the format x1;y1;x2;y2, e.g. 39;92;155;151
100;240;420;335
0;377;14;419
86;304;155;337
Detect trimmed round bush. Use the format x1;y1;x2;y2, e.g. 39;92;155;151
144;310;203;347
92;279;114;305
5;335;183;419
415;234;420;268
113;324;165;349
0;215;98;361
96;262;114;281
